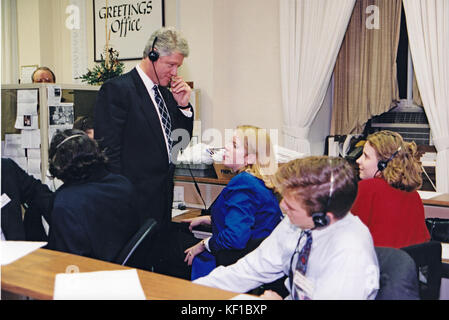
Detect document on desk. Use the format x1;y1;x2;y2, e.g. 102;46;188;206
53;269;146;300
442;243;449;261
172;208;189;218
0;241;47;265
417;190;443;200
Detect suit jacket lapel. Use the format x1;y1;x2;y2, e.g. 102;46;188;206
130;68;168;159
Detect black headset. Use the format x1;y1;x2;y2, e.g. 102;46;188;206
377;146;401;172
311;159;334;229
148;36;159;62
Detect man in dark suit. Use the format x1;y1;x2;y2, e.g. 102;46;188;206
94;27;194;268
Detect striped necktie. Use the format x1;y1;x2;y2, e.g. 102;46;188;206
153;85;173;160
290;230;313;300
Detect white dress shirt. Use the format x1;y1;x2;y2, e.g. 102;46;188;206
193;213;380;300
135;65;192;155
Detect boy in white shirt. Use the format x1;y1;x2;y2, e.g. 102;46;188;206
194;156;379;300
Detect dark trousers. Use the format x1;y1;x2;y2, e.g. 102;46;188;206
147;224;200;280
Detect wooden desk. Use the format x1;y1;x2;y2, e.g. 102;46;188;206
1;248;238;300
175;175;231;186
422;193;449;219
172;208;202;223
422;193;449;208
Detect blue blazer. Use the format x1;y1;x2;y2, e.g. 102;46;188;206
192;172;282;280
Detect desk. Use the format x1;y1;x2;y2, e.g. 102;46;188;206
172;209;212;239
422;193;449;208
421;193;449;219
174;176;229;209
1;248;238;300
172;208;202;223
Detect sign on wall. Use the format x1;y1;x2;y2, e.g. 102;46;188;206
93;0;165;61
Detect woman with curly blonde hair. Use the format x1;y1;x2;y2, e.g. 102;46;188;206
351;130;430;248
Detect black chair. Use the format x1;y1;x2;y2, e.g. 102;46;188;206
375;246;420;300
401;241;442;300
114;218;158;266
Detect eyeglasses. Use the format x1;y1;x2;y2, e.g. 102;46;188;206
34;78;54;83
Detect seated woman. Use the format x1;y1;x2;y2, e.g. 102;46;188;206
46;129;140;262
183;125;283;280
351;130;430;248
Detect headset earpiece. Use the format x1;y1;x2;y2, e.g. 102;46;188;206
312;212;330;228
377;146;401;172
148;36;159;62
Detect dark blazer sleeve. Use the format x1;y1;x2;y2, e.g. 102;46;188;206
47;205;91;257
94;79;130;174
1;158;53;240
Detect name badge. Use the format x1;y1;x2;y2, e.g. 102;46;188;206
293;270;314;299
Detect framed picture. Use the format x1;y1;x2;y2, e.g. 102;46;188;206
93;0;165;61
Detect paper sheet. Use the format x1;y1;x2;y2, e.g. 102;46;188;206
0;241;47;265
17;89;38;104
47;85;62;105
417;191;443;200
53;269;146;300
14;114;39;130
172;208;189;218
1;193;11;208
49;103;74;127
27;148;41;159
442;243;449;261
3;134;25;158
21;129;41;149
27;158;42;179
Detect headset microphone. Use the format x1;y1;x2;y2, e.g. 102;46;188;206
149;36;162;85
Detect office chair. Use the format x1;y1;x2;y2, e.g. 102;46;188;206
114;218;158;266
401;241;442;300
375;246;420;300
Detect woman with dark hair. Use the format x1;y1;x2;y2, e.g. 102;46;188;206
46;129;140;262
351;130;430;248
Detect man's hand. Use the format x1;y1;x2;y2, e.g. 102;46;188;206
259;290;283;300
170;76;192;107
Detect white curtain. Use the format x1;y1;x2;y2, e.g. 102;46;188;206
1;0;19;84
279;0;356;154
403;0;449;192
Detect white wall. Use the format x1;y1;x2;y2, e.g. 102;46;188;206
7;0;333;153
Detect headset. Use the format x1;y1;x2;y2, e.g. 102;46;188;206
148;36;159;62
377;146;401;172
311;159;334;229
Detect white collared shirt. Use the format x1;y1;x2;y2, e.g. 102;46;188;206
194;213;380;300
135;64;192;155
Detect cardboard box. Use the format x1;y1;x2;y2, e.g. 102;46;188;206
213;162;236;180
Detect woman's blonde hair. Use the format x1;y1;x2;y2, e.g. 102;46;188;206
367;130;422;192
233;125;278;190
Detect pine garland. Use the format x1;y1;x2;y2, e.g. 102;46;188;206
77;47;124;85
